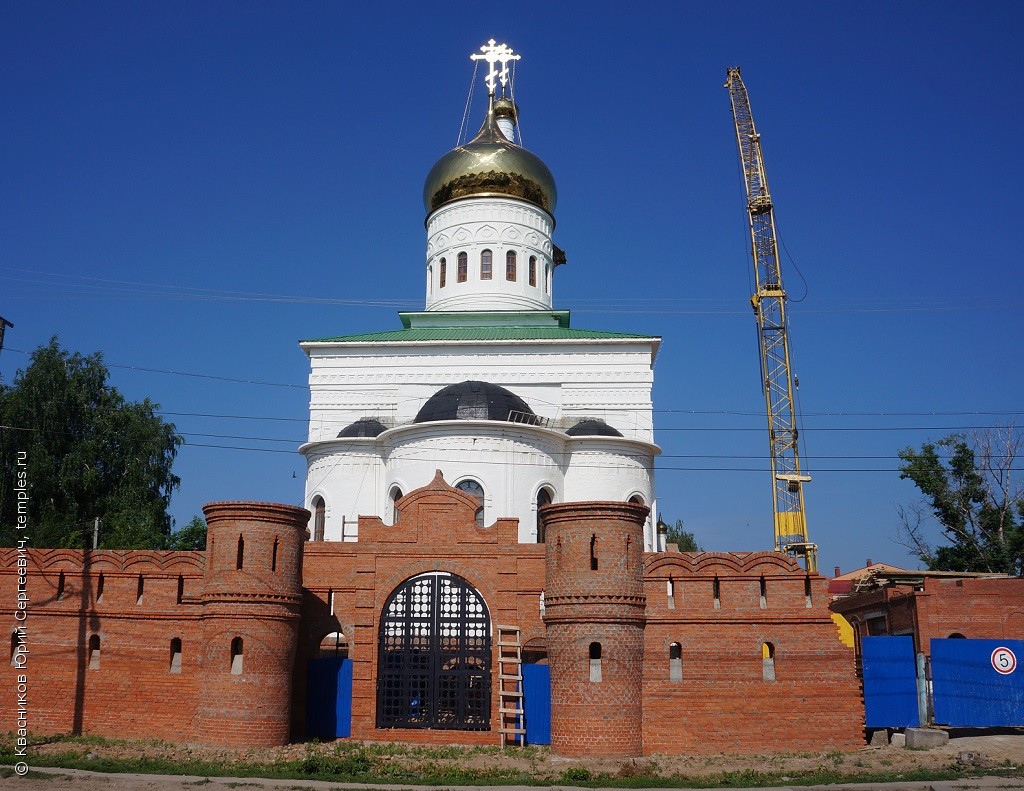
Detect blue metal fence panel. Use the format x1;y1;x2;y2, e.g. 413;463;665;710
931;639;1024;727
862;636;920;728
307;657;353;739
522;663;551;745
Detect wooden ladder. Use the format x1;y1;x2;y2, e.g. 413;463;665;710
496;625;525;747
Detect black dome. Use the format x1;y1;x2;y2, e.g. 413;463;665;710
565;419;623;437
414;381;535;424
338;418;387;438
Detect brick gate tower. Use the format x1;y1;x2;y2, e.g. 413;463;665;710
196;502;309;746
541;501;649;757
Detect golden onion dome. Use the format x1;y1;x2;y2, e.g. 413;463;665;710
423;103;557;216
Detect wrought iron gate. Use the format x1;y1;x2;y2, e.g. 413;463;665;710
376;572;491;730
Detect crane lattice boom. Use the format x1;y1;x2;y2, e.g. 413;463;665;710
725;67;817;572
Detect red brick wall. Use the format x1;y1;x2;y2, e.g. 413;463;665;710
1;475;866;754
642;552;863;754
0;548;205;741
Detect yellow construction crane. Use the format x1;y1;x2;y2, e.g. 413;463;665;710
725;67;817;573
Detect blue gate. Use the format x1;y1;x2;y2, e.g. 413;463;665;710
522;663;551;745
931;639;1024;727
862;636;920;728
307;657;353;739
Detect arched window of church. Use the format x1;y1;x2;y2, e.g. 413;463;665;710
439;258;447;288
528;256;537;286
231;637;244;675
506;250;517;281
389;486;403;524
535;487;553;543
589;641;602;682
312;497;325;542
88;634;101;670
628;494;645;506
762;641;776;681
170;638;182;674
480;249;493;280
457;252;468;282
456;479;485;526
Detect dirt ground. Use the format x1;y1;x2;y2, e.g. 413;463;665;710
3;731;1023;790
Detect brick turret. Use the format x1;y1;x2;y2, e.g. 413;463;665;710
196;501;308;746
542;500;648;757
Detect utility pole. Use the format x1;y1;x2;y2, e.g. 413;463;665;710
0;316;12;357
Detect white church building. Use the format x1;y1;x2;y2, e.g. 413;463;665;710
299;41;661;549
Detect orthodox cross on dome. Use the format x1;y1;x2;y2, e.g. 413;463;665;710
471;39;520;96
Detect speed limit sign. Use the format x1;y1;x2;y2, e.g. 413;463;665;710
991;646;1017;675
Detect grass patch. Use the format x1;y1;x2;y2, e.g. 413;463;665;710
0;735;1021;788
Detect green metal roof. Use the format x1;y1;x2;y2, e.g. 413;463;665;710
302;326;659;343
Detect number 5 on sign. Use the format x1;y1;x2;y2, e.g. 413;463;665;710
991;646;1017;675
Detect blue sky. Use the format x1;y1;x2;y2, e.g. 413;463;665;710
2;2;1021;574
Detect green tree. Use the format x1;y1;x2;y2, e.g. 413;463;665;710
164;516;207;551
663;518;702;552
897;426;1023;575
0;338;182;548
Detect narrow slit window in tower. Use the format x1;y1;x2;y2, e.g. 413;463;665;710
88;634;101;670
804;575;813;607
170;638;182;674
506;250;516;281
57;571;65;601
328;588;335;616
177;575;184;605
480;249;492;279
271;537;279;572
236;535;244;570
590;534;598;570
230;637;244;675
759;575;767;609
713;575;721;609
667;576;676;609
97;573;105;603
136;574;144;605
457;252;468;282
589;642;602;682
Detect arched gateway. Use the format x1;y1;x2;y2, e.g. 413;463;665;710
377;572;491;730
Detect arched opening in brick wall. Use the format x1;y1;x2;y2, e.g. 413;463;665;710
589;641;602;682
88;634;101;670
231;637;244;675
170;638;182;674
762;641;776;681
318;630;348;659
669;642;682;681
376;572;491;731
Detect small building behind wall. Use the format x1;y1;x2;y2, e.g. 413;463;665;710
830;568;1024;657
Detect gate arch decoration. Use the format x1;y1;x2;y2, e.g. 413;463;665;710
377;572;491;730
